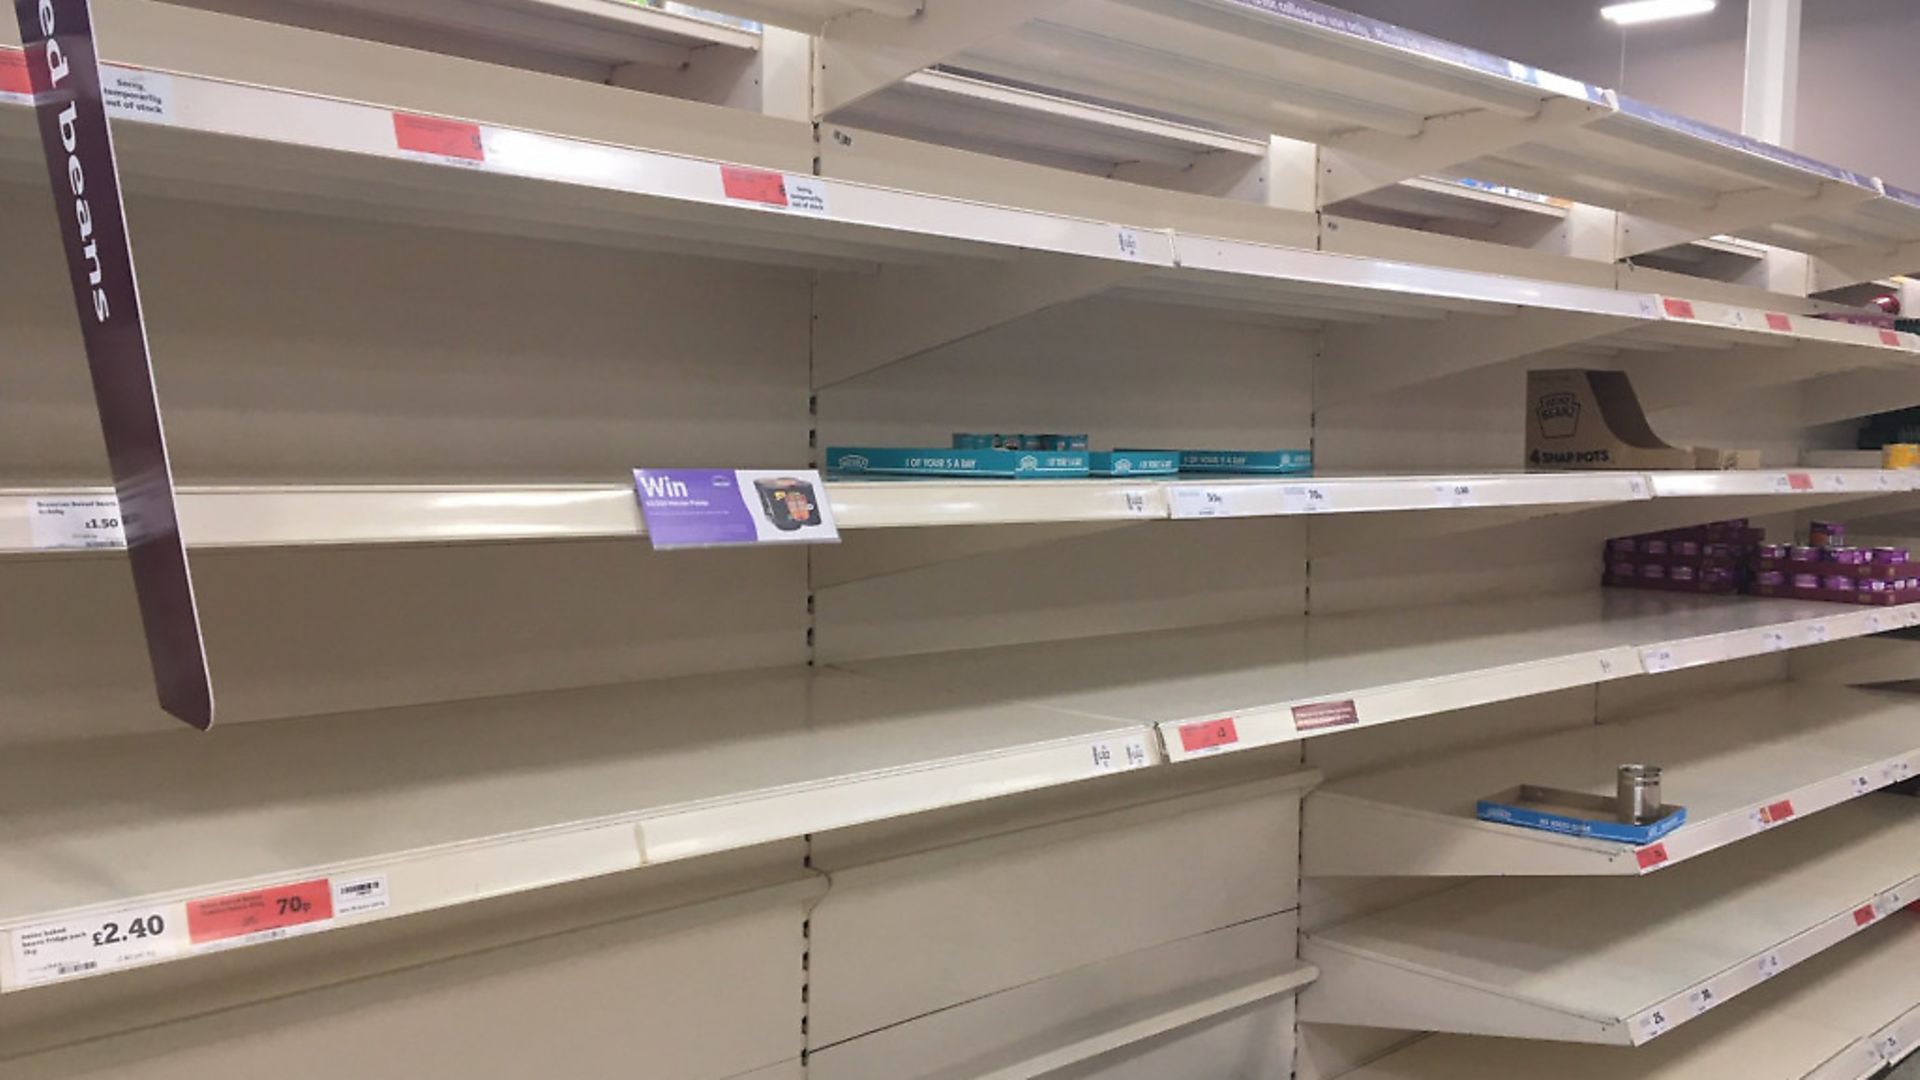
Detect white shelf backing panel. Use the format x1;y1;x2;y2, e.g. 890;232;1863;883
1302;796;1920;1047
1342;913;1920;1080
0;46;1174;271
840;592;1913;764
0;667;1162;992
1305;682;1920;877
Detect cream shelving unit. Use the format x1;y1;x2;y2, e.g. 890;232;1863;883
7;1;1920;1078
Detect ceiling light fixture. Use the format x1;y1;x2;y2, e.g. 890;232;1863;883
1600;0;1717;26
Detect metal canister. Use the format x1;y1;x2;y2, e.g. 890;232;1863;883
1618;764;1663;825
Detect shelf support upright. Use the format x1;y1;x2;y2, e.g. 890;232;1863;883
14;0;215;729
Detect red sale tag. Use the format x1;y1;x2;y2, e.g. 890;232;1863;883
1785;475;1813;493
1291;700;1360;732
720;166;789;207
393;113;485;162
188;879;333;945
1662;298;1696;319
1855;904;1878;927
1760;799;1796;823
1636;844;1670;870
1765;313;1793;332
1883;330;1903;347
0;48;29;95
1178;718;1239;753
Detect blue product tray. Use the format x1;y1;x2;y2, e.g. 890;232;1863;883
1476;784;1687;845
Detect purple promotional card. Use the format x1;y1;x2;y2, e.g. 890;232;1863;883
634;469;840;550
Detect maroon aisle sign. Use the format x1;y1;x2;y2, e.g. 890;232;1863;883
15;0;214;728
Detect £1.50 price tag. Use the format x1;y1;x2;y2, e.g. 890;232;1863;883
28;495;126;550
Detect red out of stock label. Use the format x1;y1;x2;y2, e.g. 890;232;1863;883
1178;718;1240;753
1292;700;1360;732
1785;475;1813;493
1636;844;1670;870
393;113;485;162
720;166;788;207
187;879;333;945
1856;904;1878;927
1760;799;1797;824
1883;330;1903;347
0;49;29;95
1662;298;1697;319
1765;313;1793;332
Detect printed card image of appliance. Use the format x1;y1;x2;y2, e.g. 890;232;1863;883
754;477;823;532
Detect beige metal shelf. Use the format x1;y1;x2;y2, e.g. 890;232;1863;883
1303;796;1920;1046
1342;914;1920;1080
0;666;1187;993
1306;683;1920;877
842;592;1920;764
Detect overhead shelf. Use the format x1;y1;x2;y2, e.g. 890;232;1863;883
689;0;1920;265
1342;912;1920;1080
147;0;763;85
1305;683;1920;877
1302;795;1920;1046
842;591;1920;764
8;42;1917;398
0;665;1208;993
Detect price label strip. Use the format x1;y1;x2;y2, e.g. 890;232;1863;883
28;495;126;550
6;875;389;990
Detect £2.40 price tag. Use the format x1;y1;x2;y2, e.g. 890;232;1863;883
8;903;188;989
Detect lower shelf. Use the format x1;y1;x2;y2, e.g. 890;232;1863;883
1302;796;1920;1046
1342;910;1920;1080
1305;683;1920;877
0;666;1174;993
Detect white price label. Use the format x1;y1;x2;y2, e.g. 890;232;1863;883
1640;646;1679;674
1725;309;1748;327
1115;227;1143;260
1879;473;1896;491
1888;761;1916;784
783;177;830;216
1122;491;1149;516
331;875;390;919
9;903;189;989
1867;613;1887;633
1627;477;1649;498
1638;1008;1671;1040
1761;630;1789;652
1807;623;1831;644
1854;774;1877;795
1822;474;1848;492
1880;1035;1903;1062
1168;487;1234;520
1757;952;1783;979
1090;736;1152;773
28;496;127;551
100;66;175;125
1876;890;1908;917
1688;986;1718;1016
1434;482;1475;508
1598;656;1617;677
1281;485;1332;514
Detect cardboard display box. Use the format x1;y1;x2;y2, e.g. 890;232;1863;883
1527;369;1759;471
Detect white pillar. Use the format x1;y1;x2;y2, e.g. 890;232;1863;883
1742;0;1802;146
